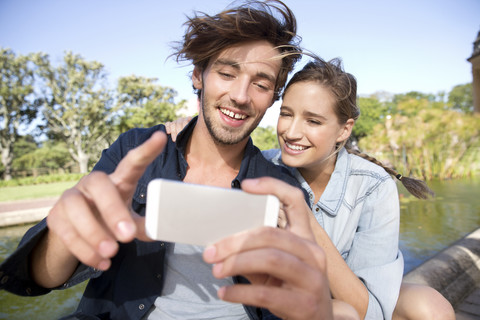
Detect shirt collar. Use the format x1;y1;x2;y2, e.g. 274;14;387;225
317;147;350;216
292;147;349;216
175;116;258;186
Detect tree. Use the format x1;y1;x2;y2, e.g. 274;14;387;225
354;96;388;139
14;140;73;174
251;126;278;150
0;48;42;180
116;75;187;133
35;52;116;173
448;83;473;113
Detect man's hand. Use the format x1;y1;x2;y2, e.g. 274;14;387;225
203;177;333;320
35;131;167;286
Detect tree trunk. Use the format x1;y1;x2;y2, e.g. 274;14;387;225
78;151;90;174
1;148;12;181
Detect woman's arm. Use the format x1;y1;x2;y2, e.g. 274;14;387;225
309;177;403;320
308;214;369;319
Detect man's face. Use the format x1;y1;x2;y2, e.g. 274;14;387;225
193;40;281;145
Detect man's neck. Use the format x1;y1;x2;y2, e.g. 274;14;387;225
183;119;248;188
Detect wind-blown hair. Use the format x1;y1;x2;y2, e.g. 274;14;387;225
172;0;302;101
284;57;434;199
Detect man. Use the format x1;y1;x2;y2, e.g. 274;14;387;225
0;1;333;319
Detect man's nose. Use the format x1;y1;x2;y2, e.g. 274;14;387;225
229;77;251;106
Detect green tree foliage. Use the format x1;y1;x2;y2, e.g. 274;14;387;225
0;48;42;180
13;140;73;174
251;126;278;150
35;52;116;173
447;83;473;113
354;96;388;138
116;75;187;133
358;97;480;180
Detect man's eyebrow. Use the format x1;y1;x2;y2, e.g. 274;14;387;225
213;58;277;84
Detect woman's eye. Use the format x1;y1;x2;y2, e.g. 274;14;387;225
308;119;322;125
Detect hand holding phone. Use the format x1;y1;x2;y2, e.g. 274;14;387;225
145;179;280;246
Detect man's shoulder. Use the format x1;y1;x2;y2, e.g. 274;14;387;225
117;124;167;149
249;146;300;188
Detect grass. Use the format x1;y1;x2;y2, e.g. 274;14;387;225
0;181;77;202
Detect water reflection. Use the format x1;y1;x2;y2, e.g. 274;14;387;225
0;178;479;318
0;224;87;320
399;178;480;273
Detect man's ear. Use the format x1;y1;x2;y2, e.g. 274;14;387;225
192;67;203;90
336;119;355;143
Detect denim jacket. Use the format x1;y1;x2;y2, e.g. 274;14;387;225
263;147;404;320
0;117;302;320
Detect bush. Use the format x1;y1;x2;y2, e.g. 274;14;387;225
0;173;85;187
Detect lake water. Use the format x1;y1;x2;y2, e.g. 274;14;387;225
1;178;479;319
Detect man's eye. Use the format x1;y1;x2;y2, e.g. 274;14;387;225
219;72;234;78
255;83;270;91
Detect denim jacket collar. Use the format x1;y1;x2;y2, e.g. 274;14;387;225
317;147;350;217
293;147;349;217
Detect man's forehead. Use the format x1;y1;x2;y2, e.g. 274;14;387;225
211;41;282;75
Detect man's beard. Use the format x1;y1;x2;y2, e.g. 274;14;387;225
201;95;263;145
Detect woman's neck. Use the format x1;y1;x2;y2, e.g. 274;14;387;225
298;155;337;204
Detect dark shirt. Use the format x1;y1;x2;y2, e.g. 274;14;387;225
0;118;304;319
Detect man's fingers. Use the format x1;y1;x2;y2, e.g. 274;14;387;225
77;171;137;242
218;284;328;320
48;194;112;270
109;131;167;195
211;247;321;290
204;226;325;274
241;177;314;241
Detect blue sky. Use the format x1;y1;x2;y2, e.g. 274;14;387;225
1;0;479;127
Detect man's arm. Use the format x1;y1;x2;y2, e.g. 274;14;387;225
30;131;168;288
204;177;333;320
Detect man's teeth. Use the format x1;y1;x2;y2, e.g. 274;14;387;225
220;108;247;120
286;142;307;151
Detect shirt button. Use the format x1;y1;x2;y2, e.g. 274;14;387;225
315;207;320;212
140;193;145;199
139;304;145;310
231;180;240;189
156;273;162;279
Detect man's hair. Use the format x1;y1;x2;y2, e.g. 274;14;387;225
172;0;302;101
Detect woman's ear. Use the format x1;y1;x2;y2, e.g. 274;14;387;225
192;67;203;90
336;119;355;143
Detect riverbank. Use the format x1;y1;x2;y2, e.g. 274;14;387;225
0;198;57;227
1;198;479;318
403;227;480;318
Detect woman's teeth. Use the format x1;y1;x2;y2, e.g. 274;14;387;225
286;142;307;151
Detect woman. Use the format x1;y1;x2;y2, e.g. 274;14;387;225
166;57;455;320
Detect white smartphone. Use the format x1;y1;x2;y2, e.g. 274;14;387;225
145;178;280;246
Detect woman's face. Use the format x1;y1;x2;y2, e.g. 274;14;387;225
277;81;351;172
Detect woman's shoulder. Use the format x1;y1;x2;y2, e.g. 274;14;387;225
346;151;392;180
